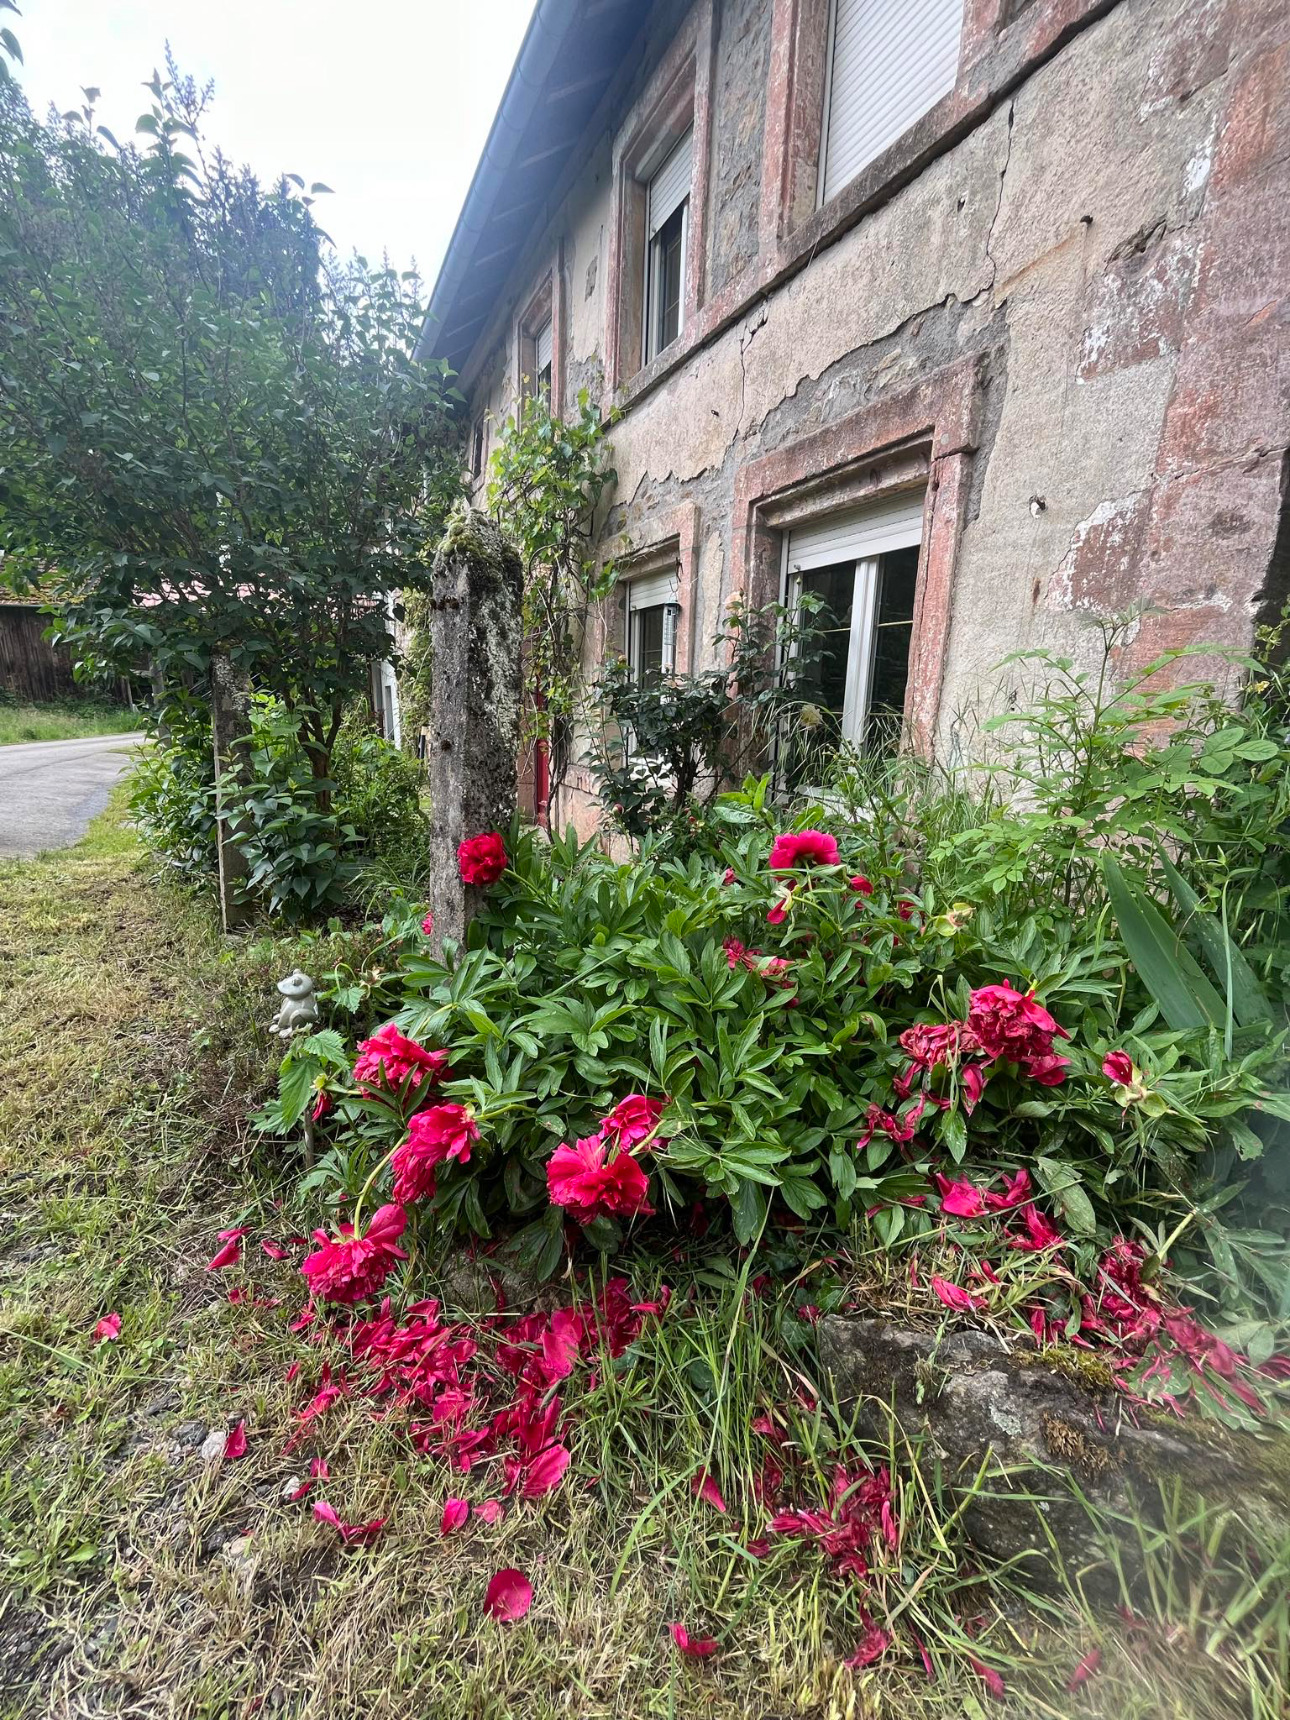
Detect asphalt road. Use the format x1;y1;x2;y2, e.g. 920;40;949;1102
0;733;143;859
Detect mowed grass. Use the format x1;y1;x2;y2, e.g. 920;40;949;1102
0;806;1286;1720
0;699;145;746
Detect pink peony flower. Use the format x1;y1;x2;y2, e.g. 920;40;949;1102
598;1094;668;1150
984;1168;1032;1210
670;1623;718;1658
848;874;873;896
546;1137;653;1224
353;1022;451;1098
420;910;435;937
768;829;841;871
484;1567;533;1622
1026;1052;1071;1086
968;983;1068;1065
1103;1051;1135;1086
311;1089;334;1123
458;832;508;887
766;884;795;925
93;1311;122;1344
301;1204;408;1305
392;1103;481;1202
721;867;736;886
899;1020;976;1070
1010;1203;1065;1251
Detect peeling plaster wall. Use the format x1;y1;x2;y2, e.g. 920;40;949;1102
459;0;1289;833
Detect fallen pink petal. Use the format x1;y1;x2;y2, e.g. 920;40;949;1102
484;1567;533;1622
223;1420;248;1460
669;1622;718;1658
440;1497;469;1535
92;1312;121;1344
693;1471;728;1512
1066;1648;1102;1691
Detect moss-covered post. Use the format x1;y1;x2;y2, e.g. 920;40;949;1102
427;509;523;949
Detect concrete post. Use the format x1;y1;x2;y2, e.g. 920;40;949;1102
427;509;523;950
209;653;253;934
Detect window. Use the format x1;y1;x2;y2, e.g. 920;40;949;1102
534;316;553;400
644;128;692;363
819;0;964;207
625;567;680;683
470;416;486;481
784;489;923;753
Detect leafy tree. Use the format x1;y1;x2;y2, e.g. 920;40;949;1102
0;60;461;786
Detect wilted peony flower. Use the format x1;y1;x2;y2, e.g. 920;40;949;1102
300;1204;408;1305
392;1103;481;1201
458;832;508;887
598;1094;668;1150
968;983;1069;1079
353;1022;451;1098
797;702;825;730
546;1136;653;1223
768;829;841;871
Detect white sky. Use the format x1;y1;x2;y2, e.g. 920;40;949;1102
13;0;539;290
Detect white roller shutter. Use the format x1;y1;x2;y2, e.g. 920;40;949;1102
626;567;680;610
534;317;553;375
786;489;925;573
820;0;964;206
647;128;693;237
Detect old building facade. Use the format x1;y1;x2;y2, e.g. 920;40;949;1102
419;0;1289;835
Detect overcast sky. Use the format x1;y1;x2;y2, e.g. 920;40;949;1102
13;0;538;290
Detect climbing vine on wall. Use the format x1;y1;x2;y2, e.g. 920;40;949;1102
486;388;616;823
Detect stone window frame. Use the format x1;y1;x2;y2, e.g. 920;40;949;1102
730;357;982;756
515;251;566;416
603;2;717;396
596;501;701;681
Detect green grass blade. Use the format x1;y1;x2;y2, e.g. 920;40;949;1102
1158;853;1275;1028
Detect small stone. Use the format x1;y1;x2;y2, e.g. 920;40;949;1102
221;1534;257;1582
279;1475;304;1501
200;1429;226;1464
172;1420;207;1447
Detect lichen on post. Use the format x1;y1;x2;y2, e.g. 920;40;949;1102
426;507;523;950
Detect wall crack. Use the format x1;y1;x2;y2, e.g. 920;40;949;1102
984;99;1016;299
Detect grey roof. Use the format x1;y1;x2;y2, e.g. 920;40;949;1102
417;0;651;376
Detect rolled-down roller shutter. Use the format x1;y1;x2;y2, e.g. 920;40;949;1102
786;488;925;573
820;0;964;206
647;128;693;238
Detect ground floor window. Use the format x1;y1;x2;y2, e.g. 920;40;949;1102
783;487;923;757
625;566;680;684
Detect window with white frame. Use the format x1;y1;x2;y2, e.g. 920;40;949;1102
625;566;680;684
533;315;553;400
818;0;964;207
643;128;692;364
784;488;923;756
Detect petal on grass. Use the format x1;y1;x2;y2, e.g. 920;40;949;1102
969;1658;1006;1698
1066;1649;1102;1691
477;1499;504;1525
206;1234;244;1271
692;1471;728;1512
441;1497;469;1535
92;1312;121;1343
484;1567;533;1622
223;1421;248;1460
669;1623;718;1658
931;1276;985;1313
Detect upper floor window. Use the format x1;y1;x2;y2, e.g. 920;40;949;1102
644;128;692;363
819;0;964;207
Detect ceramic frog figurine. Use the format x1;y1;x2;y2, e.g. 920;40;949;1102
269;969;320;1039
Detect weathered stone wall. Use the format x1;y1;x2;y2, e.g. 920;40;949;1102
461;0;1289;836
426;512;523;947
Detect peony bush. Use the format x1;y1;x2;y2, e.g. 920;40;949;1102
266;800;1287;1315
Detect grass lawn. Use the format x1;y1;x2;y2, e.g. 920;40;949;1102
0;807;1284;1720
0;699;146;746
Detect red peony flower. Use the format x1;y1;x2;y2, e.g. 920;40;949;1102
967;983;1068;1066
766;884;795;925
598;1094;668;1150
721;867;736;886
301;1204;408;1305
1103;1050;1135;1086
768;829;841;871
353;1022;451;1098
546;1136;654;1224
899;1020;977;1070
311;1089;334;1123
1026;1052;1071;1086
848;874;873;896
392;1104;481;1202
458;832;508;887
420;910;435;938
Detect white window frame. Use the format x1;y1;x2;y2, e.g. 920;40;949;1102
781;489;924;743
625;566;680;680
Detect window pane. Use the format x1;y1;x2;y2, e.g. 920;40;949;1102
796;562;853;738
648;204;686;359
867;544;918;749
633;605;667;684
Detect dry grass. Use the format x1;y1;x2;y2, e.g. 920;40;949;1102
0;807;1284;1720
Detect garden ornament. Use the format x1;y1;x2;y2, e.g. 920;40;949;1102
269;970;320;1039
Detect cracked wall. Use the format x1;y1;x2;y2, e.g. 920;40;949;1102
461;0;1289;833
